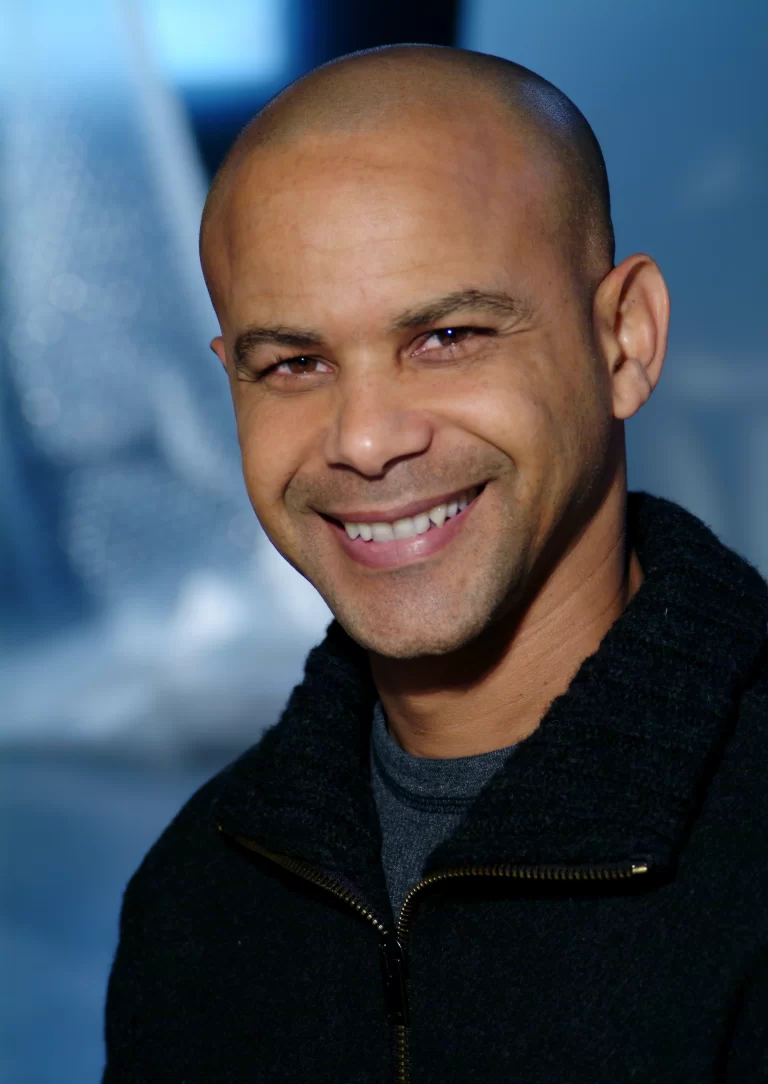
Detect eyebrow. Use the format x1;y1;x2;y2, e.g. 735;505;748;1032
389;289;531;332
234;325;325;367
233;288;530;366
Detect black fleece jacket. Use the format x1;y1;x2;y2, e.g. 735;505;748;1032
103;494;768;1083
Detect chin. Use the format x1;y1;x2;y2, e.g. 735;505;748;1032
307;528;528;660
335;604;493;660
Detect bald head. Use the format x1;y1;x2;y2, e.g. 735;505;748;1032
200;45;614;300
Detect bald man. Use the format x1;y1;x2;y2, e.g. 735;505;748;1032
103;47;768;1083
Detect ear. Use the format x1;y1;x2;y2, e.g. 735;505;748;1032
592;254;670;420
210;336;227;371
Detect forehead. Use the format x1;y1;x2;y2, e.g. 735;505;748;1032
215;122;560;327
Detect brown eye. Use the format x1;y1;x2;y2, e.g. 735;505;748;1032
434;328;473;346
417;327;487;354
280;357;314;374
271;356;333;377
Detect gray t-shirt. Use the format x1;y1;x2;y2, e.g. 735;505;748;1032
370;701;516;919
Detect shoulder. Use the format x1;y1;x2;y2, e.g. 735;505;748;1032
120;741;263;914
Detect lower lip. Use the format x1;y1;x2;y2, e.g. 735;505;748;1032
325;493;481;570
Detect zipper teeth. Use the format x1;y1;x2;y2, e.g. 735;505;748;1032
228;830;649;942
391;1023;411;1084
228;832;389;933
396;860;649;940
224;828;649;1084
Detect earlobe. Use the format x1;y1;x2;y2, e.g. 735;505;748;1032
594;254;670;422
612;356;654;419
210;336;227;370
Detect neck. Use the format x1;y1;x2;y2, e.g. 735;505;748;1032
369;476;643;758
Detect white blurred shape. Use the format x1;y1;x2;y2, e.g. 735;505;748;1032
168;572;250;652
258;541;334;638
141;0;288;86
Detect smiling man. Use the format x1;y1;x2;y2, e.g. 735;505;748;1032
103;46;768;1083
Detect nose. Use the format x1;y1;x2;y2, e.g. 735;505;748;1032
323;372;434;477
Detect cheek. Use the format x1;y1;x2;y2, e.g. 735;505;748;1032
448;345;605;508
444;355;564;473
234;394;317;523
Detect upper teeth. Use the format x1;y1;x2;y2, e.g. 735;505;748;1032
343;487;479;542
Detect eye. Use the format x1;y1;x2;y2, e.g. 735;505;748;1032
268;356;333;378
414;326;489;355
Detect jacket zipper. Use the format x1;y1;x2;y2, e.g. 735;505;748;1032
221;828;650;1084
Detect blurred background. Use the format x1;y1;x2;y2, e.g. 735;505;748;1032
1;0;765;1079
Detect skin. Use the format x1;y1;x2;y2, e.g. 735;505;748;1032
203;55;670;758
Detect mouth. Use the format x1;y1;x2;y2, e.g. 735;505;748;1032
321;484;485;570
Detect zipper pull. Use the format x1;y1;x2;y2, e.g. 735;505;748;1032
379;936;410;1026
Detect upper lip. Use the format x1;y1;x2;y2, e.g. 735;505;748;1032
319;484;484;524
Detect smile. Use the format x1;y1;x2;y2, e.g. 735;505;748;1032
324;485;484;570
343;486;481;542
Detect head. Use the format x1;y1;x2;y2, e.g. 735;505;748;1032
201;45;669;660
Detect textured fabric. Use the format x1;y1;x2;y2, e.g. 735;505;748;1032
370;700;516;917
103;494;768;1083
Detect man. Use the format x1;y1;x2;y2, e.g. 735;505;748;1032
103;46;768;1082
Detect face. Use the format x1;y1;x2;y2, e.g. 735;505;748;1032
210;118;614;658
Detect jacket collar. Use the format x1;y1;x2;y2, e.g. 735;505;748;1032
214;494;768;884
